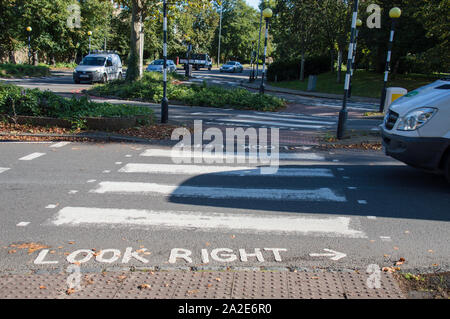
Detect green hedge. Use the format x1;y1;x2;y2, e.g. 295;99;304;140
267;56;331;82
0;63;51;78
0;83;153;128
89;72;286;112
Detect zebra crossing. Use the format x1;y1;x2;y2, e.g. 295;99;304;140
202;113;337;131
48;146;366;238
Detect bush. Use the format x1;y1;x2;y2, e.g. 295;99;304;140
0;63;51;78
0;83;154;128
267;56;331;82
89;72;286;112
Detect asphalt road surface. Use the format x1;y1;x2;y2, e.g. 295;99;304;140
0;141;449;274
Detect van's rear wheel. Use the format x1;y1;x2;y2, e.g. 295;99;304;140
445;153;450;183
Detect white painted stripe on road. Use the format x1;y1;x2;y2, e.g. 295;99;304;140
119;163;334;177
215;118;325;129
19;152;46;161
16;222;30;227
140;149;325;161
0;167;10;174
51;207;365;238
50;142;71;148
90;182;347;202
236;114;336;125
46;204;58;209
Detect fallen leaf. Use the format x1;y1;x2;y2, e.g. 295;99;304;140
8;250;16;254
428;250;434;253
39;285;47;289
215;278;221;282
68;242;75;245
66;288;76;295
118;275;127;281
393;247;399;250
138;284;151;290
432;264;439;267
187;289;199;294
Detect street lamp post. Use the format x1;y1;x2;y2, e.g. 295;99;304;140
259;8;272;94
337;0;359;140
161;0;169;124
255;8;263;79
217;3;223;68
249;41;255;82
379;7;402;112
87;31;92;54
26;27;32;64
348;18;362;98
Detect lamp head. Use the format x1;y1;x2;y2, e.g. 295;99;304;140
356;19;363;27
26;27;32;32
87;31;93;36
262;8;273;19
389;7;401;19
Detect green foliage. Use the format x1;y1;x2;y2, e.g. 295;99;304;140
0;83;154;128
89;72;285;111
0;64;51;78
267;56;331;82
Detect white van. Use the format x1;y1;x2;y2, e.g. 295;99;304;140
73;52;123;84
381;78;450;182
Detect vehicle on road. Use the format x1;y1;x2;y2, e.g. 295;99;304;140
220;61;244;73
73;52;122;84
381;78;450;182
180;53;212;71
146;59;177;73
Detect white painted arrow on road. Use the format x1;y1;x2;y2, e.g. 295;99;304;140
309;249;347;261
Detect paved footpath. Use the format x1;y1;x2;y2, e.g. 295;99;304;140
0;270;405;299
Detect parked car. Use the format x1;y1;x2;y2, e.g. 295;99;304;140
146;59;177;73
73;52;122;84
220;61;244;73
380;78;450;183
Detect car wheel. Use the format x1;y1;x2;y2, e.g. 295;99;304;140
445;152;450;183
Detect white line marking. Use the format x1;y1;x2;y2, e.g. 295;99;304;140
68;190;79;194
367;216;377;220
49;142;71;148
115;162;123;165
0;167;10;174
46;204;58;209
309;249;347;261
87;179;96;183
235;114;336;125
16;222;30;227
215;118;325;129
51;207;365;238
90;182;347;202
102;170;111;173
119;164;335;177
140;149;325;161
380;236;392;242
19;152;46;161
125;155;132;158
358;200;368;205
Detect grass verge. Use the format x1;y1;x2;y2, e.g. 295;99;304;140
0;63;51;78
89;72;286;112
269;71;443;98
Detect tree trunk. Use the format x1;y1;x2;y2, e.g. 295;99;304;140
337;49;342;83
8;51;16;64
300;52;305;82
126;0;143;82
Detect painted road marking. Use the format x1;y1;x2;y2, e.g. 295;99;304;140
309;249;347;261
380;236;392;242
19;152;46;161
140;149;325;161
49;142;71;148
102;170;111;173
0;167;10;174
46;204;58;209
68;190;79;194
358;200;368;205
51;207;365;238
87;179;96;183
90;181;347;202
16;222;30;227
367;216;377;220
119;163;334;177
214;118;325;129
235;114;336;125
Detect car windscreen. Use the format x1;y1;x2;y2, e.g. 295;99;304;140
150;60;164;65
80;57;106;66
226;62;235;65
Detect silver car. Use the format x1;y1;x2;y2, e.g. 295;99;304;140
73;53;123;84
146;59;177;73
220;61;243;73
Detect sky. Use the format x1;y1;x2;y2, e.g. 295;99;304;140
246;0;260;10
